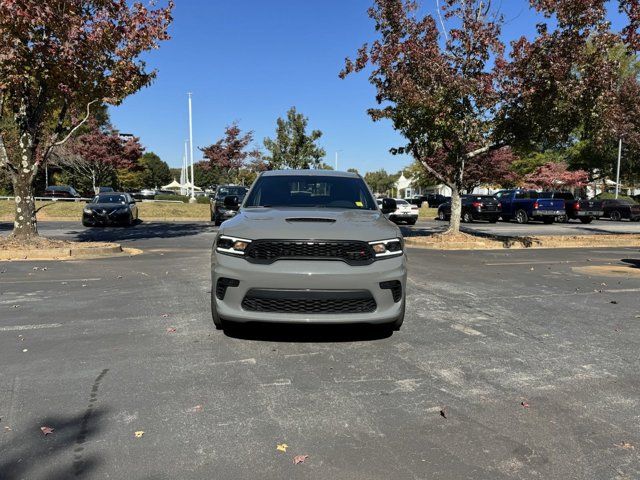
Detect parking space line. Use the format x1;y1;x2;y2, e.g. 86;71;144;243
0;278;101;284
451;324;485;336
0;323;62;332
485;261;579;266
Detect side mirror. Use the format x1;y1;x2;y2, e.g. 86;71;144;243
380;198;397;214
223;195;240;209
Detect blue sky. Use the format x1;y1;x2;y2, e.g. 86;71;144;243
109;1;626;175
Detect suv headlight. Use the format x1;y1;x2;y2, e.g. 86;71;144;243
215;235;252;256
369;238;403;258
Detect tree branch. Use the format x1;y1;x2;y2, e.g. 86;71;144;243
42;99;99;161
412;145;454;189
465;142;504;159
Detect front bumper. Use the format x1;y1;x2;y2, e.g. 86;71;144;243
573;210;604;218
83;211;129;226
212;253;407;324
389;213;418;222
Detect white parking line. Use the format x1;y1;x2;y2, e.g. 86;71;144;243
0;323;62;332
0;278;101;285
451;324;485;336
210;358;256;366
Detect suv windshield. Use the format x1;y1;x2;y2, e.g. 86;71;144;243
244;175;377;210
216;186;247;199
93;195;126;204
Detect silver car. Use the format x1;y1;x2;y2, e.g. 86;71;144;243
211;170;407;331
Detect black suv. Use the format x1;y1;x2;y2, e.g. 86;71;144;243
211;185;248;226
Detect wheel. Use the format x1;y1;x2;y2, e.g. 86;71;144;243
579;217;593;224
438;210;446;221
127;213;134;226
462;211;473;223
214;216;222;227
515;209;529;224
82;221;91;227
211;290;224;330
557;215;569;223
610;210;622;221
542;217;554;224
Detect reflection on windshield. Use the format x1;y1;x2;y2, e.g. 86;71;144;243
93;195;126;204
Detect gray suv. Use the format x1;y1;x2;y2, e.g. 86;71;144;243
211;170;407;331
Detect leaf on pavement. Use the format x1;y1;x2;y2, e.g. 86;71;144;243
162;314;169;318
276;443;288;453
293;454;309;465
134;431;144;438
616;442;635;450
166;327;177;333
521;401;530;408
190;405;203;413
439;407;448;419
40;426;54;435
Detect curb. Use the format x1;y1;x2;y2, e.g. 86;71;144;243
0;243;124;261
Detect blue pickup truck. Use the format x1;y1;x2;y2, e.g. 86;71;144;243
494;190;566;224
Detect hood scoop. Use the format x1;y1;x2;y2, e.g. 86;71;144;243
285;217;336;223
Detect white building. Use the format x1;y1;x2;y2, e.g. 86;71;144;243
393;173;496;199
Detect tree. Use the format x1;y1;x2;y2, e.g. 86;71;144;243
200;123;259;184
0;0;173;240
53;120;143;194
499;2;640;180
347;168;360;175
523;161;589;191
341;0;508;233
263;107;326;169
364;169;396;196
139;152;171;189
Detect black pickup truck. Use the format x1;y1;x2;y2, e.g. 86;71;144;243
538;192;604;224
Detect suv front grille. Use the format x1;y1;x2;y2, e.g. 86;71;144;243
244;240;375;265
241;289;377;314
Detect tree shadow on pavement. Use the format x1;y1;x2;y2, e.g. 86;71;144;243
0;407;109;480
223;322;393;342
71;221;213;243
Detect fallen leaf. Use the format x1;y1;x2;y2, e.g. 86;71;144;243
293;454;309;465
276;443;288;453
530;267;534;271
162;314;169;318
610;301;618;305
4;426;12;431
40;426;54;435
134;431;144;438
12;305;20;308
190;405;203;413
439;407;448;419
616;442;635;450
166;327;177;333
521;401;530;408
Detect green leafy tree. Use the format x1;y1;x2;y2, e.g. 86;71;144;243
139;152;171;189
263;107;326;169
364;169;397;196
347;168;360;175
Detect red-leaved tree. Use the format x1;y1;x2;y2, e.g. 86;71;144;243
200;123;260;183
341;0;509;233
54;120;143;194
0;0;173;240
523;161;589;191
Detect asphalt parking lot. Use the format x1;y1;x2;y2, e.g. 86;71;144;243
1;221;639;479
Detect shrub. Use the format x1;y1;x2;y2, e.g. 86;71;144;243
594;192;638;204
153;194;211;204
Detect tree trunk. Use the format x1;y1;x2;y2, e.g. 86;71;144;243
446;187;462;234
11;170;38;239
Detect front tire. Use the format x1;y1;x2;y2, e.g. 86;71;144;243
438;210;446;221
462;211;473;223
610;210;622;221
579;217;593;224
515;209;529;224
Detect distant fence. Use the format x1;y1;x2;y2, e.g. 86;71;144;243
0;196;185;204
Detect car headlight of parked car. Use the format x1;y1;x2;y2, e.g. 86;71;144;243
369;238;403;259
216;235;252;256
83;207;92;214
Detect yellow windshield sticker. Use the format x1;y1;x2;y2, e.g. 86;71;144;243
355;201;363;207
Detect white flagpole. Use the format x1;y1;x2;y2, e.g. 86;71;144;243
188;93;195;201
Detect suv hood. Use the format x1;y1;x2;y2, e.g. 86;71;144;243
219;207;401;242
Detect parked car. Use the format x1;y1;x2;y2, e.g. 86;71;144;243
426;194;450;208
211;185;248;226
494;189;565;224
41;185;81;200
211;169;405;331
378;198;418;225
82;192;138;227
437;195;501;223
601;198;640;221
538;191;604;224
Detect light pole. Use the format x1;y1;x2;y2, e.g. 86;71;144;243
615;138;622;199
335;150;342;171
188;93;195;202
